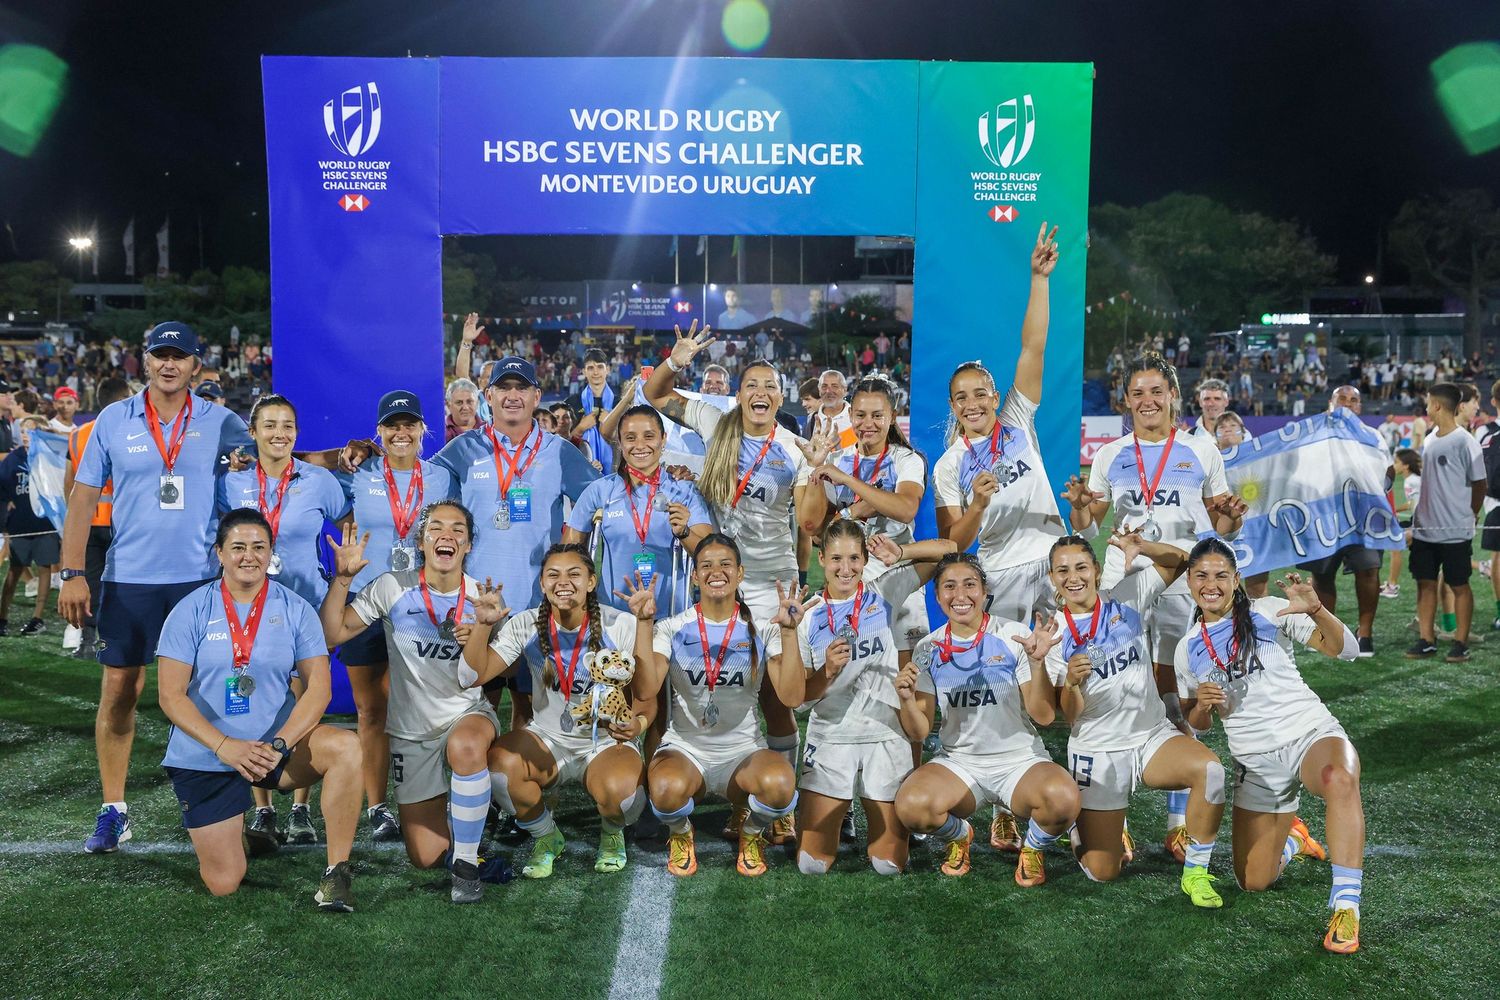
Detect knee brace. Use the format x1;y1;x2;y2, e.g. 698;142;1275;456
1204;760;1226;806
619;786;647;826
489;771;515;815
651;796;695;825
798;852;829;875
748;791;797;822
869;856;902;876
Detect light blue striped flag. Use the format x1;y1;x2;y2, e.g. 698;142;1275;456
26;428;70;532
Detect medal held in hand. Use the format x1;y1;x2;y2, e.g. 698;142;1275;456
1064;598;1106;668
1207;667;1231;688
652;492;670;513
419;568;465;644
1199;620;1241;702
824;581;864;650
438;610;457;642
1085;642;1108;669
837;624;858;645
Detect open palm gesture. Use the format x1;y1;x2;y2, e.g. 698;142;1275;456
1275;572;1322;617
770;580;812;629
614;572;658;621
471;578;511;626
1019;611;1063;661
669;320;716;369
326;523;370;581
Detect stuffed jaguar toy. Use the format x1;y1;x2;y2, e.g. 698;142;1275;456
572;648;637;742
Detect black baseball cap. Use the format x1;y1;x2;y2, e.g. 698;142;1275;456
376;389;423;424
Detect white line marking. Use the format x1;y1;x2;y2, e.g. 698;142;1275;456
607;865;677;1000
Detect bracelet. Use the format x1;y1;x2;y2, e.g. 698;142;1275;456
666;356;684;373
214;733;229;757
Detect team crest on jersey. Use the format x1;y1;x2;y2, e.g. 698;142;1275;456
1175;461;1193;470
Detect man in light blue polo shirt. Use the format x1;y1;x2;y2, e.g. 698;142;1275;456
58;321;252;854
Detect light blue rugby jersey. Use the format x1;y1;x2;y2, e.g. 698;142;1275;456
334;457;457;594
218;459;350;606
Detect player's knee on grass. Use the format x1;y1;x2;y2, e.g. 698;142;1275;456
1077;851;1121;883
201;858;246;897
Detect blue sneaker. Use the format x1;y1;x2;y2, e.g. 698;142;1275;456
84;805;132;853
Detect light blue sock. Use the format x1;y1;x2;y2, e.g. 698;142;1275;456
1279;834;1297;875
744;792;797;836
1184;838;1214;870
448;768;490;865
517;807;556;838
933;813;966;844
1166;790;1189;826
1329;864;1362;917
1024;818;1060;851
651;797;695;835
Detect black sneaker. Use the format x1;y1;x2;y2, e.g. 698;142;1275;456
1445;641;1470;663
451;858;484;904
1405;638;1438;659
315;861;354;913
287;804;318;845
369;803;401;842
1357;635;1375;658
246;807;282;856
18;617;44;637
0;618;9;637
840;809;858;843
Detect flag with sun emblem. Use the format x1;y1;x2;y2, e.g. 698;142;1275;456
1220;407;1404;575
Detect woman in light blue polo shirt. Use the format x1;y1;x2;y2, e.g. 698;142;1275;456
157;508;362;912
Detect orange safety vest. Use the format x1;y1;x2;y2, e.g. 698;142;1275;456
68;421;113;527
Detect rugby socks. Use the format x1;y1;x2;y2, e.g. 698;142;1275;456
1279;834;1297;876
517;807;557;839
933;813;967;845
1184;838;1215;870
767;732;800;771
1329;864;1362;918
1166;790;1188;829
744;792;797;837
104;801;127;814
448;769;490;866
651;798;696;835
1441;612;1457;632
1024;818;1060;851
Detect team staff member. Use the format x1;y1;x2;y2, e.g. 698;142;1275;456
157;508;360;910
64;377;131;659
646;327;819;846
1066;351;1245;860
336;390;457;843
1189;378;1231;438
323;501;507;903
640;536;807;877
1175;539;1363;954
60;322;253;855
805;369;855;453
220;394;350;845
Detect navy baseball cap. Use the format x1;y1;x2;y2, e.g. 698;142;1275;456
194;381;223;400
376;389;423;424
144;321;203;357
489;356;540;388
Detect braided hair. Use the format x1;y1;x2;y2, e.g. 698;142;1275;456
1186;537;1255;670
691;532;760;688
535;542;606;687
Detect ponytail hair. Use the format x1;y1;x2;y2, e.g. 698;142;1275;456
1185;537;1255;670
699;360;781;509
534;542;604;687
945;361;998;446
932;550;986;590
819;517;869;558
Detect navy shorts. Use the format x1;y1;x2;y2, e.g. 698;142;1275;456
1482;508;1500;553
165;760;288;830
338;589;388;666
1409;539;1472;585
97;579;213;668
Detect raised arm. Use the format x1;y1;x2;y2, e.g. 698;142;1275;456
766;583;810;708
458;580;518;688
644;321;715;426
1018;614;1063;726
320;523;376;646
1013;222;1059;404
894;658;936;742
598;376;643;444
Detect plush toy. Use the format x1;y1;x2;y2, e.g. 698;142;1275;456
571;648;637;742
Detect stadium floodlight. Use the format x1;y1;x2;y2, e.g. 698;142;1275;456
68;236;93;251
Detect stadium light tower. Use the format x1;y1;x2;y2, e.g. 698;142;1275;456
68;235;93;281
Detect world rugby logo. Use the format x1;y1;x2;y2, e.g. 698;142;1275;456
324;82;382;157
978;95;1035;169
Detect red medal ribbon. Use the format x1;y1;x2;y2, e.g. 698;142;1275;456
419;568;466;631
729;425;777;510
221;578;270;672
485;422;544;504
1131;427;1177;516
548;612;590;701
936;614;989;663
1063;600;1103;647
822;581;865;637
694;603;739;694
255;461;295;544
1199;619;1239;672
964;420;1002;469
381;459;424;542
143;391;193;475
850;443;890;495
624;466;662;545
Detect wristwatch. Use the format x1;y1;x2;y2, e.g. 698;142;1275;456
60;568;86;581
271;737;289;757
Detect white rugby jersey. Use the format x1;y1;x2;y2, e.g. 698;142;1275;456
685;399;809;585
1173;596;1339;756
351;570;485;741
932;388;1064;574
490;605;638;746
913;614;1045;757
1044;567;1169;751
1088;429;1228;591
822;442;925;553
798;565;922;745
654;606;783;751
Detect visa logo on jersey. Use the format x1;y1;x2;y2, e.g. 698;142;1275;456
1122;489;1182;508
1091;644;1140;681
684;669;744;687
947;687;998;708
847;636;887;660
414;641;461;660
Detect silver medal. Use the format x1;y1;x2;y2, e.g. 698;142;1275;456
235;673;256;697
652;493;670;513
559;706;575;733
267;551;284;576
493;505;511;530
158;480;180;505
913;646;933;669
991;457;1014;481
1139;518;1162;542
922;733;941;755
438;615;457;642
836;624;857;645
1207;668;1231;688
702;698;720;728
389;546;414;572
1085;642;1108;669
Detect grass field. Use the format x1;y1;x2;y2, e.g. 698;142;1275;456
3;542;1499;1000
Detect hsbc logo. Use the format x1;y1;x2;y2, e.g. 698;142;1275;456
673;301;692;313
987;204;1017;223
324;83;382;157
339;194;369;212
979;95;1035;169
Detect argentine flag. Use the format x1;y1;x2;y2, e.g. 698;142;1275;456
26;428;70;533
1222;408;1402;576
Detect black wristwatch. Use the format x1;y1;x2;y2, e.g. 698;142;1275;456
271;737;289;757
60;568;86;581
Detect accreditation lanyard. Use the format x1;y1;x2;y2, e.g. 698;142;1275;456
381;460;423;542
221;578;269;673
143;392;192;475
729;426;777;511
1131;428;1176;513
624;466;662;545
549;612;590;701
255;461;295;544
936;614;989;663
486;422;543;502
694;605;739;694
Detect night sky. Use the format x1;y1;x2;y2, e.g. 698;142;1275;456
1;0;1497;285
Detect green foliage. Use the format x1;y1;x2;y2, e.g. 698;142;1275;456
0;259;68;315
443;237;501;317
1389;189;1500;356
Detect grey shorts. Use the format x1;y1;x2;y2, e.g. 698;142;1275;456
1297;545;1382;578
8;532;61;568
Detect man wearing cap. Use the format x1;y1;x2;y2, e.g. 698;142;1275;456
566;348;615;472
195;381;225;406
48;386;80;434
58;321;253;854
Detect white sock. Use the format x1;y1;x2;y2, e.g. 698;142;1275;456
104;801;127;814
